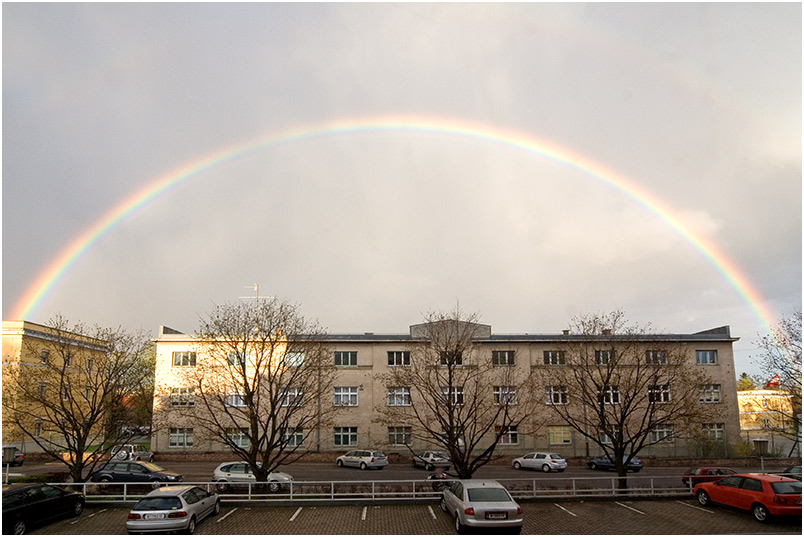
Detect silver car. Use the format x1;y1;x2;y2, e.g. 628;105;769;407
440;479;523;534
335;450;388;470
412;451;451;471
212;461;293;492
111;444;154;462
125;485;219;534
512;452;567;472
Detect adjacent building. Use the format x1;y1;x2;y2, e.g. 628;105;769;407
738;388;799;457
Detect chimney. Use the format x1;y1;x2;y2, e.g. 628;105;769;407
562;330;570;335
602;329;612;336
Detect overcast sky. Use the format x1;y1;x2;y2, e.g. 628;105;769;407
3;3;801;377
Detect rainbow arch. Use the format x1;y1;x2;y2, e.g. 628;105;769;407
10;115;777;332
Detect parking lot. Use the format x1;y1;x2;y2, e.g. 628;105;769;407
30;498;802;534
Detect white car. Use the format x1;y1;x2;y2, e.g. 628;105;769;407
412;451;451;471
126;485;219;534
512;452;567;472
440;479;523;534
212;461;293;492
111;444;154;462
335;450;388;470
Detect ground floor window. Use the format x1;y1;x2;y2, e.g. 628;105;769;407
495;425;518;444
548;425;572;445
388;426;412;445
650;424;674;443
334;426;358;446
702;423;725;441
226;427;249;448
169;427;194;448
282;427;304;447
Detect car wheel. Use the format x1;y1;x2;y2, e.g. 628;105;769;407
185;516;197;534
513;461;522;470
215;481;230;493
542;464;551;473
454;512;466;534
440;497;449;512
268;481;281;493
148;455;154;463
412;460;418;468
590;463;597;470
150;480;163;489
425;463;433;471
213;500;221;516
72;501;84;517
696;490;710;506
752;503;770;523
12;520;25;535
336;459;344;467
360;462;368;470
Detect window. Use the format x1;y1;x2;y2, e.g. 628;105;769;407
650;424;674;443
441;386;465;405
548;425;572;445
334;351;357;366
84;385;92;400
696;350;717;365
282;427;304;447
387;351;410;366
598;427;620;444
595;350;613;365
334;426;358;446
388;426;412;445
170;387;195;407
492;350;515;366
86;357;93;371
172;351;196;367
34;419;43;437
646;350;668;365
225;392;246;407
702;423;725;441
334;386;358;406
64;352;72;367
38;382;47;398
649;384;671;403
61;384;70;401
226;427;249;447
40;349;49;364
440;351;463;366
543;350;566;365
547;385;569;405
283;352;304;367
599;385;620;404
495;425;519;444
386;387;411;406
699;384;722;403
494;386;517;405
763;418;770;429
169;428;194;448
227;352;246;367
282;387;303;407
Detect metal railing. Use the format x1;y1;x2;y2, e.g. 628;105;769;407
39;474;694;504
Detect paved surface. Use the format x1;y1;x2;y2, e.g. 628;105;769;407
30;498;802;534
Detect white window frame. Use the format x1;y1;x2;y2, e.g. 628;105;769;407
169;427;194;448
34;419;43;437
283;352;305;367
543;350;566;365
699;384;722;403
334;426;358;446
646;350;668;365
334;386;359;407
595;350;613;365
547;385;568;405
282;426;304;447
702;423;725;441
441;386;465;406
548;425;572;445
600;385;620;404
227;352;246;367
387;351;411;367
226;427;249;447
496;425;519;445
172;351;196;367
650;424;674;443
282;387;303;407
696;350;718;365
440;351;463;366
649;384;671;403
40;349;49;364
170;387;195;407
38;382;47;398
388;426;412;445
334;351;358;367
494;385;517;405
492;350;515;366
386;387;411;406
61;383;70;401
225;392;247;407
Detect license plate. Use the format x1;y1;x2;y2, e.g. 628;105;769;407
486;512;508;520
143;514;165;520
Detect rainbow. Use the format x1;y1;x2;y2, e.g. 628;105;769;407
10;115;778;332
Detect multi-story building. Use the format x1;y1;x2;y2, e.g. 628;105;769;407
738;388;799;457
151;321;741;458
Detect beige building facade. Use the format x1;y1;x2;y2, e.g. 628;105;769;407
737;389;799;457
151;322;742;458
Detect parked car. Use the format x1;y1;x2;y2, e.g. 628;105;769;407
694;473;802;522
2;447;24;467
586;455;642;472
2;483;84;535
776;465;802;480
412;451;451;471
335;450;388;470
512;452;567;473
440;479;523;534
126;485;219;534
111;444;154;462
682;467;738;486
212;461;293;492
89;461;181;485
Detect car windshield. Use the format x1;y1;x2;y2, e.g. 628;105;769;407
771;481;802;494
134;497;182;511
372;452;385;457
467;487;512;502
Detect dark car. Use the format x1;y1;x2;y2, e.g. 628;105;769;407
694;473;801;522
2;483;84;534
776;465;802;480
586;455;642;472
682;467;737;486
90;461;182;485
2;447;24;467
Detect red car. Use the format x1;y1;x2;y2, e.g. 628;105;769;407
694;473;801;522
682;466;737;487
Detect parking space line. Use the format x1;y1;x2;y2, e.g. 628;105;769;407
675;500;714;513
615;502;646;514
361;506;367;520
427;505;437;519
217;507;237;522
289;506;303;521
553;503;578;517
85;508;108;519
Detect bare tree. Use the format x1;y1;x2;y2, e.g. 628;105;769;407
157;299;336;483
373;306;541;478
2;315;151;482
533;311;723;490
755;310;802;456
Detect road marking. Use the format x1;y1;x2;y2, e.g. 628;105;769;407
615;502;646;514
553;503;578;517
362;506;367;520
675;500;714;513
217;508;237;522
86;508;108;518
289;507;303;521
427;505;437;519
